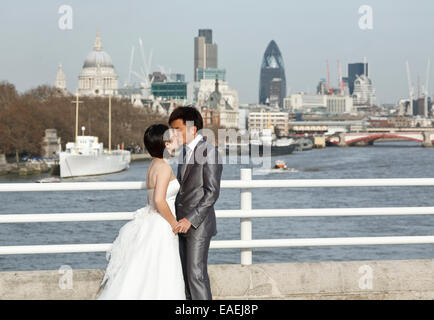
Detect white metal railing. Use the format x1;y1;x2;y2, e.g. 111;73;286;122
1;168;434;265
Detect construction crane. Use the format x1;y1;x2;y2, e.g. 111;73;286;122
126;37;155;98
406;60;414;115
125;45;135;87
326;59;332;95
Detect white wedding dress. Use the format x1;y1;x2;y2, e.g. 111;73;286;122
97;179;186;299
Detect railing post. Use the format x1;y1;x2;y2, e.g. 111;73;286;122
240;168;252;265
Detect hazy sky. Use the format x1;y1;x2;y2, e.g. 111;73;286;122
0;0;433;104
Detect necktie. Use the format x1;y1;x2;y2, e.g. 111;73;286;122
183;145;188;163
181;145;189;180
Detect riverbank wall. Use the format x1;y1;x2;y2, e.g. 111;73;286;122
1;259;432;299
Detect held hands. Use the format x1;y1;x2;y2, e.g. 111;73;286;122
172;218;192;234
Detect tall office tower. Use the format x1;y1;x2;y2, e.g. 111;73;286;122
194;36;206;80
199;29;213;44
205;42;218;69
348;62;368;94
194;29;218;81
259;40;286;108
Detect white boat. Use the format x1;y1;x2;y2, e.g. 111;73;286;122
59;93;131;178
59;136;131;178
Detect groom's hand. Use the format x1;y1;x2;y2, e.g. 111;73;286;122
174;218;192;233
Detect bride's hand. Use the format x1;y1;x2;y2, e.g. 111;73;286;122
171;220;179;234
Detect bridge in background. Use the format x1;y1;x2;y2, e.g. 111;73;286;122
327;129;434;147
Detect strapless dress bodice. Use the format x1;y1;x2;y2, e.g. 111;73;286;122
146;179;180;214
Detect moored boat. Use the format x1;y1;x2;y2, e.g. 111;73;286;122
59;136;131;178
59;93;131;178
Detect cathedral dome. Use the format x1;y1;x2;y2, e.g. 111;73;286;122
77;29;118;97
82;29;114;69
83;50;113;68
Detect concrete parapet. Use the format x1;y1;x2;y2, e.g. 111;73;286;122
210;259;434;300
338;133;348;147
1;259;433;300
313;136;326;149
422;132;433;148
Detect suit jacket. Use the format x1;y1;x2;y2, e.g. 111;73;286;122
175;137;223;239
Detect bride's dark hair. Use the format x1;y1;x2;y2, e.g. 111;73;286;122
144;124;170;158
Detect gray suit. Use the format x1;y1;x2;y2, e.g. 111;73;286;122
175;137;223;300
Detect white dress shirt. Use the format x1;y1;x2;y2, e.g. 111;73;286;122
185;134;203;164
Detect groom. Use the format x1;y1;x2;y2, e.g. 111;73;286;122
169;106;223;300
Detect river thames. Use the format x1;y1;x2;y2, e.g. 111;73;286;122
0;140;433;271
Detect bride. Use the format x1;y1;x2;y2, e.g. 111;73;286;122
97;124;185;300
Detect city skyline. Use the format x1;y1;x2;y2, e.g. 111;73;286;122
0;0;433;105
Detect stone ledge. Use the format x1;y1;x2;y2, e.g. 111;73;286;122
1;259;433;300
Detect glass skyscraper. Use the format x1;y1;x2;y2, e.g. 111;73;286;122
259;40;286;108
348;62;368;95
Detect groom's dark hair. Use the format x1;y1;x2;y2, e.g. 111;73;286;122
144;124;170;158
168;105;203;131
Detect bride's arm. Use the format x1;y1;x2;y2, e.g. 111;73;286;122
153;163;178;231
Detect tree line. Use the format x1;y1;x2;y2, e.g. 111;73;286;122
0;82;168;158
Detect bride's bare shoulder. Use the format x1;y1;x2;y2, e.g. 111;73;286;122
153;159;172;173
147;160;174;188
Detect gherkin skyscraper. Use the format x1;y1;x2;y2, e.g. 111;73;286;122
259;40;286;108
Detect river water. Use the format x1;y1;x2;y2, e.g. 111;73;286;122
0;140;433;271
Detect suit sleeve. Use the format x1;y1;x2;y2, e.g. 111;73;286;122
185;145;223;229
